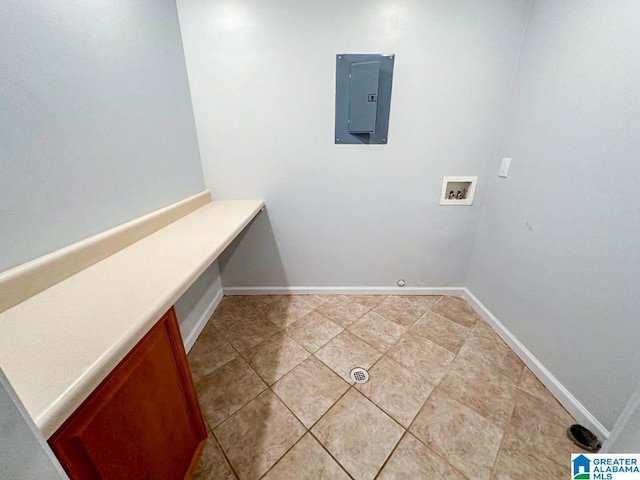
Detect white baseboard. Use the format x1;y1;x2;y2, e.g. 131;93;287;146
462;288;609;440
223;286;464;296
183;288;224;353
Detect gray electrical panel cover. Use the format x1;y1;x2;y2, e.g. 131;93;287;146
335;53;394;144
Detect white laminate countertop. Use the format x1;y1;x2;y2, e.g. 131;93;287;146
0;199;264;438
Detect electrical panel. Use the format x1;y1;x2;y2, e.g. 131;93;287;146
335;54;394;144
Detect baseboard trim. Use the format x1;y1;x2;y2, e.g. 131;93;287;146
223;286;464;296
183;288;224;353
462;288;609;440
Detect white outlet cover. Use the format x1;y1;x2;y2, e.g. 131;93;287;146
440;176;478;206
499;158;511;177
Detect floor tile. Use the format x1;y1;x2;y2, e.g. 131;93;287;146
457;333;524;385
411;391;503;480
492;438;569;480
245;295;283;313
214;390;305;480
245;333;309;385
504;390;577;466
348;295;388;309
188;296;579;480
465;327;510;353
262;433;350;480
515;377;574;427
272;356;349;428
436;358;518;429
398;295;441;309
211;296;264;330
473;319;501;340
193;435;237;480
410;311;471;354
373;296;430;327
519;367;555;400
378;433;466;480
356;356;433;428
196;357;267;428
348;311;406;352
312;389;404;480
265;296;327;328
314;331;382;382
430;296;480;329
387;332;455;385
315;295;370;327
220;315;281;356
188;325;238;385
285;311;343;353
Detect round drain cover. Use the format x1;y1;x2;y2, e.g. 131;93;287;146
350;367;369;384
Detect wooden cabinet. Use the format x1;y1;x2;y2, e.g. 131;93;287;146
49;308;206;480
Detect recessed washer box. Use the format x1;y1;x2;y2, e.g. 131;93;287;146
440;176;478;205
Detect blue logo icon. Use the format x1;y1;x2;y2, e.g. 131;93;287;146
573;454;591;479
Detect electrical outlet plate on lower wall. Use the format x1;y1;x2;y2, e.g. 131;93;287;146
440;176;478;206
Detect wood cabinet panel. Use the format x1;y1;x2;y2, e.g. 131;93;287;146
49;308;206;479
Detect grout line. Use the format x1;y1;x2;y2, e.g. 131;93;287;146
195;293;545;479
261;380;355;479
199;332;271;431
424;307;476;333
209;426;241;480
192;294;402;478
405;384;436;434
405;430;472;480
395;331;472;479
512;388;586;467
208;381;269;431
308;429;356;480
260;368;354;477
518;363;529;385
204;310;321;479
342;309;427;355
432;294;446;307
404;316;469;434
256;425;308;479
348;387;407;433
372;430;408;479
360;349;387;372
212;385;305;480
201;293;465;433
304;384;354;431
488;389;519;476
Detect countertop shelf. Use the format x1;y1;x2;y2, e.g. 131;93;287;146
0;199;264;437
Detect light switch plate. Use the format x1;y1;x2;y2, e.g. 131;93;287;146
499;158;511;178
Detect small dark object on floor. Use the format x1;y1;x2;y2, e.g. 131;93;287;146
567;424;602;452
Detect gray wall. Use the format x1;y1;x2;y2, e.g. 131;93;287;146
466;0;640;431
0;369;67;480
175;261;223;347
0;0;205;272
177;0;533;289
604;382;640;453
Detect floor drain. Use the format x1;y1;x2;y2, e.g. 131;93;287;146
350;367;369;384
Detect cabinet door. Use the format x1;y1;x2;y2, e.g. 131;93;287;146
49;308;207;480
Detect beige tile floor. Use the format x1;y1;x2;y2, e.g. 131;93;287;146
188;295;582;480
